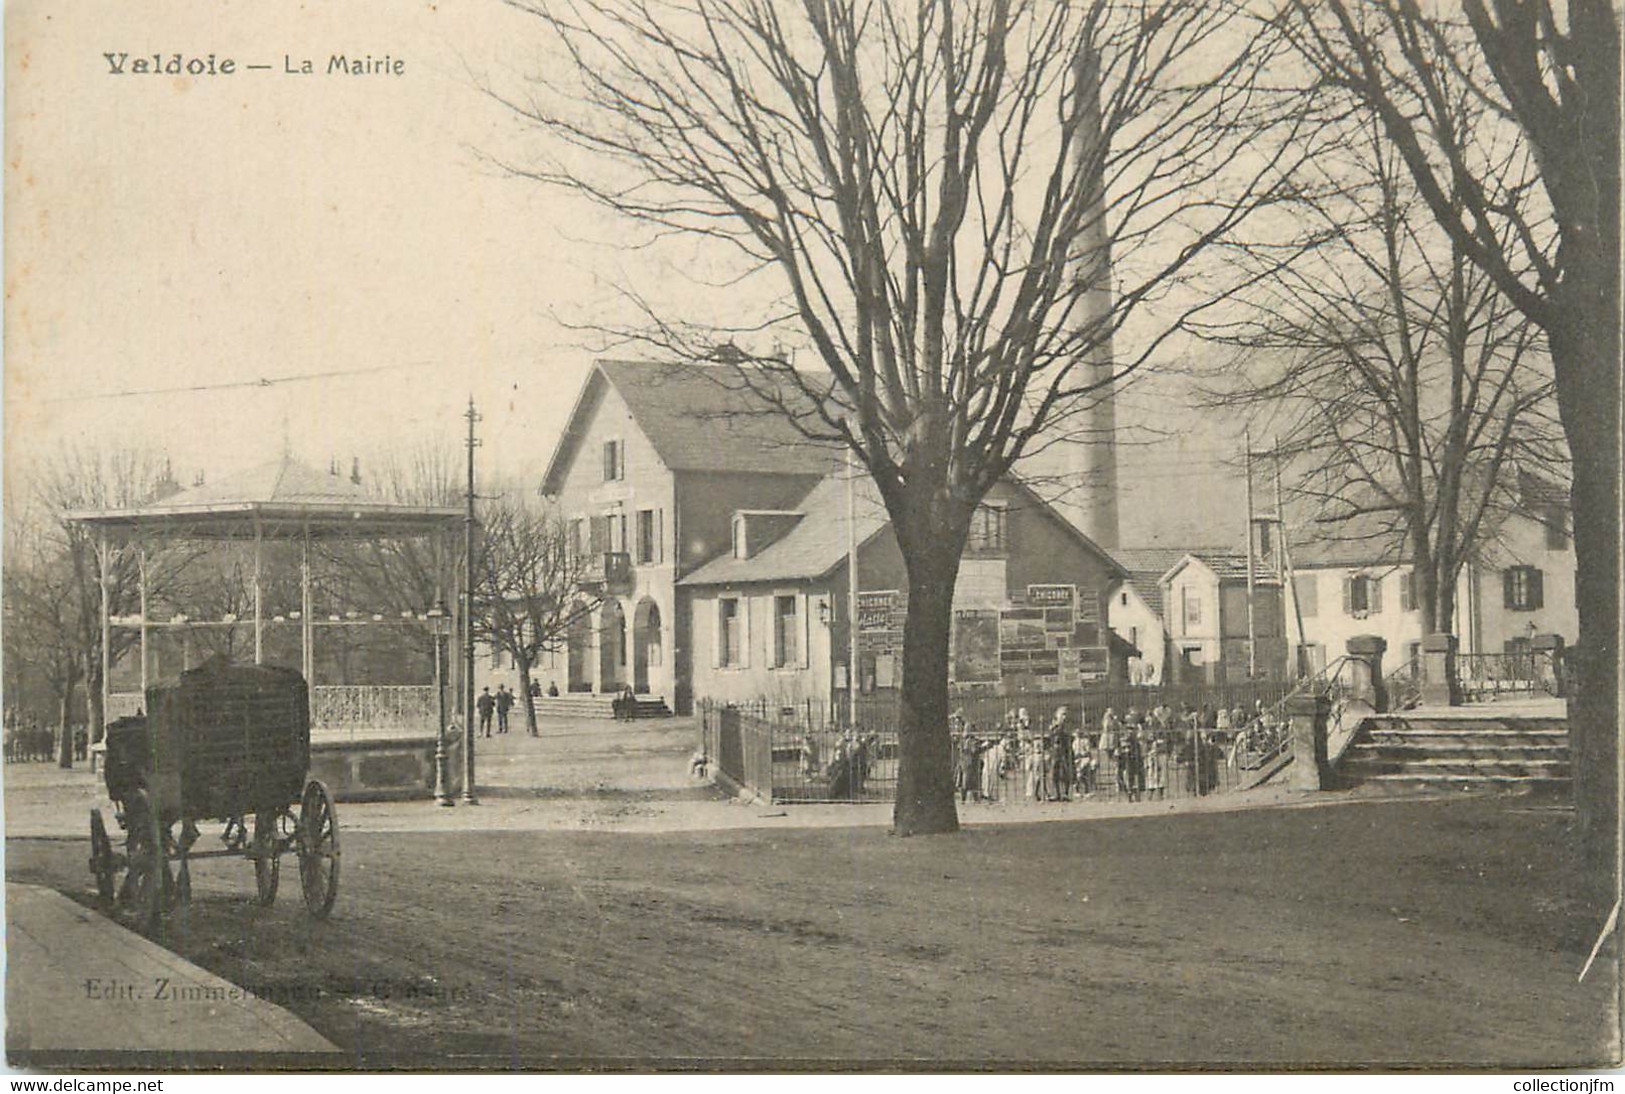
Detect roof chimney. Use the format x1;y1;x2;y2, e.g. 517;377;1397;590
351;457;362;486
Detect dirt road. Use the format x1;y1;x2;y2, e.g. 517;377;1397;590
7;796;1614;1069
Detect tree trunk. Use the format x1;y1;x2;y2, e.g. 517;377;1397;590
1550;317;1620;888
85;657;105;746
518;661;539;736
892;541;961;837
57;673;77;770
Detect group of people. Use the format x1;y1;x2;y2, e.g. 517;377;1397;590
952;707;1091;804
475;684;518;736
948;699;1286;804
3;709;85;763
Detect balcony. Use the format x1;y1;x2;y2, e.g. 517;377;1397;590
579;551;633;594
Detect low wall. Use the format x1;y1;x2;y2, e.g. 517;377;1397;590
308;735;462;802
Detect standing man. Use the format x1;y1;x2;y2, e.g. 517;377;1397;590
477;686;496;738
495;684;514;734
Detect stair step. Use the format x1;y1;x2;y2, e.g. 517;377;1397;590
1341;759;1570;779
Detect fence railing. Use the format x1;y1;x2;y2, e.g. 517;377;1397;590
698;688;1306;805
1456;651;1555;701
1384;658;1423;712
310;685;439;739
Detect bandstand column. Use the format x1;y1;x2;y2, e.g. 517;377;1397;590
97;530;111;741
138;546;149;698
253;518;264;665
301;527;314;684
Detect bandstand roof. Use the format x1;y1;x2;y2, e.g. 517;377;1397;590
66;457;463;540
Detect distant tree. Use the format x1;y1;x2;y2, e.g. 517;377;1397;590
1276;0;1619;872
1199;112;1562;646
471;495;602;736
495;0;1306;834
4;509;85;767
33;447;188;759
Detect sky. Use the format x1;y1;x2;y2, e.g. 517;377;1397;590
4;0;1250;547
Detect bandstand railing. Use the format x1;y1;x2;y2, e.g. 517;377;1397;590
310;685;439;739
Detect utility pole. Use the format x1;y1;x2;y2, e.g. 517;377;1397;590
846;444;859;727
1244;427;1257;680
463;396;481;805
1274;437;1307;676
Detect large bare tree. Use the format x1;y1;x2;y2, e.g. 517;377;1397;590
495;0;1303;833
1275;0;1619;870
471;495;602;736
1199;110;1562;645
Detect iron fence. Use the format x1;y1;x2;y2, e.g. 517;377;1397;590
698;688;1307;804
1456;651;1554;701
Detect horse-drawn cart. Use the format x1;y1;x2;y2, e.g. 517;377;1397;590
88;658;339;932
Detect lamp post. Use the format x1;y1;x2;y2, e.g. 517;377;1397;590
427;604;455;807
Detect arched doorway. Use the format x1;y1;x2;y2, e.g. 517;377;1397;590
566;605;592;692
632;599;663;695
598;599;626;692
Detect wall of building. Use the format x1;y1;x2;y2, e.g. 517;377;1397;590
547;379;680;700
1107;585;1167;684
687;580;837;707
1466;511;1579;654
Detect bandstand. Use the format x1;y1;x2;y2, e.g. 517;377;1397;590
67;457;464;799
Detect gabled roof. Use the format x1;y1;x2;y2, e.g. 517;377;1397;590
1161;550;1280;586
679;474;1129;589
677;472;890;587
540;360;843;493
1111;546;1231;616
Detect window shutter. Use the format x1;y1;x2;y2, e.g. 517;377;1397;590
711;600;722;669
1369;575;1383;614
657;509;665;564
1503;569;1517;609
1531;569;1545;610
1341;577;1353;616
740;595;751;669
799;592;810;669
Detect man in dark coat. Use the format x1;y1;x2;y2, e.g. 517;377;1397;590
477;687;496;737
495;684;514;734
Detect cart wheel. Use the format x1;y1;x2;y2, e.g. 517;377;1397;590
253;810;281;907
122;790;165;936
298;779;339;919
88;808;116;908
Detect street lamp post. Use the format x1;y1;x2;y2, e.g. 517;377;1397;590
428;604;455;807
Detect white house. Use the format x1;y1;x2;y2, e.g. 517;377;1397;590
1286;479;1578;674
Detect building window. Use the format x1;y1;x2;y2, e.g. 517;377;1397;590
1182;586;1202;630
1257;521;1272;559
1400;571;1415;613
1543;505;1568;550
1344;573;1382;616
636;509;662;565
773;595;799;668
1120;591;1129;607
718;598;742;667
1504;565;1544;611
967;503;1008;553
602;439;624;482
1293;574;1318;618
571;518;586;559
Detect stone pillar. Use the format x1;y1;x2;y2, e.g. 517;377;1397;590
1345;634;1388;713
1286;693;1331;790
1420;633;1461;707
1531;633;1565;696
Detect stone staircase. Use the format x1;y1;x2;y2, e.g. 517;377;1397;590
533;693;673;720
1336;714;1569;793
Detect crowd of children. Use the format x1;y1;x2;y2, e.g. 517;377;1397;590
949;701;1289;805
